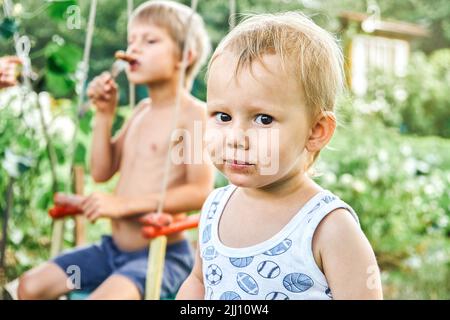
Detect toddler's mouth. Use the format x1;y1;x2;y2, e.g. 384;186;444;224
225;159;255;166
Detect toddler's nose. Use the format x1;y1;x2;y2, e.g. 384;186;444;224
226;127;249;150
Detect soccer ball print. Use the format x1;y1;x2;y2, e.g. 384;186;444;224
206;264;223;286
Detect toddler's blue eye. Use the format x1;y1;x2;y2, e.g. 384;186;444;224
215;112;232;123
255;114;273;125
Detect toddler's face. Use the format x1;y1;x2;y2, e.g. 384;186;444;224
126;22;179;85
206;51;313;188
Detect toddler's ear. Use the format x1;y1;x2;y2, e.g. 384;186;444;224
305;111;336;153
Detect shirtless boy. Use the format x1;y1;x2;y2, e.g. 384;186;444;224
18;1;214;300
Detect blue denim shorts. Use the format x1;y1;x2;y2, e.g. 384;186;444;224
52;235;194;299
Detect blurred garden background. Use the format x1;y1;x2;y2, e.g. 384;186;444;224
0;0;449;299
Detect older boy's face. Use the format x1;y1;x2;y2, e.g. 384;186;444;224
126;22;179;85
206;51;312;188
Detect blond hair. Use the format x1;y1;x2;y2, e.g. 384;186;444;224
209;12;344;168
210;12;344;117
130;0;211;89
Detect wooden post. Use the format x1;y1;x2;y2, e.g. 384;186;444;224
73;166;86;246
145;236;167;300
50;220;64;258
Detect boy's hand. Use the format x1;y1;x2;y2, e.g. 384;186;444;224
81;192;127;222
139;212;174;227
87;72;118;116
0;56;22;89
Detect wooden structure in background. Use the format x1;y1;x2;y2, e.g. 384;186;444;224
339;11;428;95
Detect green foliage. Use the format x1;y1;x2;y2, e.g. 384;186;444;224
0;92;59;277
401;50;450;137
44;42;82;97
357;49;450;138
46;0;78;21
0;17;18;39
316;118;450;266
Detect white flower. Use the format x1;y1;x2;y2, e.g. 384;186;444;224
323;172;337;185
378;150;389;162
352;180;366;193
50;116;76;143
423;184;435;196
437;215;449;229
405;256;422;269
367;163;380;182
416;161;430;174
340;173;353;185
394;86;408;102
403;158;417;176
400;144;412;156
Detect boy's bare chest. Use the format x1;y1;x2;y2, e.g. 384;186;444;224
123;108;182;159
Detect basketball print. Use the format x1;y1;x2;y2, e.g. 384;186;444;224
220;291;241;300
229;256;253;268
206;264;223;286
263;239;292;256
236;272;259;295
257;260;281;279
283;273;314;293
265;291;289;300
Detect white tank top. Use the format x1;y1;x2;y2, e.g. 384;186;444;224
198;184;360;300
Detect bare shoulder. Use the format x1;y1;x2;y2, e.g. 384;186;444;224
312;208;365;269
181;95;207;122
133;98;151;115
317;208;360;240
111;99;150;141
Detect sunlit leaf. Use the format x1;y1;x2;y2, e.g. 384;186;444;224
46;0;77;21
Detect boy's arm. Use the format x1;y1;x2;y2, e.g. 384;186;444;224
82;159;213;221
176;243;205;299
90;101;146;182
314;209;383;299
125;163;214;215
